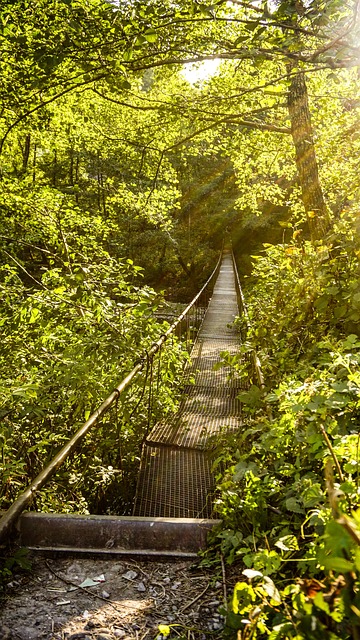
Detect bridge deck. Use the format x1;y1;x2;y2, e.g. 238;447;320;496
133;252;242;518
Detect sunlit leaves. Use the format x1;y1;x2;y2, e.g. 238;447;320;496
0;176;188;514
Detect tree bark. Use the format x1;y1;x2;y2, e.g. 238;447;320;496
97;152;101;211
69;148;74;186
22;133;31;173
52;149;57;187
32;143;36;183
287;69;330;241
75;155;79;205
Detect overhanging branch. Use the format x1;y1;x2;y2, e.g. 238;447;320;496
145;114;290;205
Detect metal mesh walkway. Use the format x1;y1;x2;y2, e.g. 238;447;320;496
133;251;241;518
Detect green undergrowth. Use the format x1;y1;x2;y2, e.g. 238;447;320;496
0;182;189;515
0;547;32;594
211;211;360;638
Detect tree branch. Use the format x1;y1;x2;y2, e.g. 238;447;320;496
92;88;159;111
145;114;290;205
0;73;108;155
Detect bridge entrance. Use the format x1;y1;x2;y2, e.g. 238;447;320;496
1;251;245;555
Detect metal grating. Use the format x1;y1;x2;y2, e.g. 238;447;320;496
147;413;241;449
184;355;242;388
134;252;242;518
190;339;239;357
135;446;214;518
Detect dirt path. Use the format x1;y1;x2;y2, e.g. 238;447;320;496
0;555;226;640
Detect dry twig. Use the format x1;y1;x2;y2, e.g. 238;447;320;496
179;583;210;613
220;555;228;611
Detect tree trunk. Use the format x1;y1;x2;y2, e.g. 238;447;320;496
287;69;330;241
52;149;57;187
69;148;74;186
32;143;36;183
97;152;101;211
75;155;79;205
22;133;31;173
100;171;107;218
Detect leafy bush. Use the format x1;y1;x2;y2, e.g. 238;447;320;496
0;180;187;514
213;211;360;638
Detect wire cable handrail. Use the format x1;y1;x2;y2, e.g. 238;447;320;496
0;254;222;544
231;250;265;390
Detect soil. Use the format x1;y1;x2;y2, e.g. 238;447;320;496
0;555;228;640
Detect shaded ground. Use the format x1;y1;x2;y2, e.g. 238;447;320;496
0;556;227;640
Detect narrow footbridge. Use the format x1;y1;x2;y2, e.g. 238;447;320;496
134;251;242;519
0;250;253;557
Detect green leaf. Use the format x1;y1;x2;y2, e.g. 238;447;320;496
244;21;259;31
354;547;360;572
285;497;303;513
325;393;350;408
339;481;356;495
322;557;354;573
134;35;146;47
237;385;262;406
334;304;347;319
313;591;330;614
325;520;354;556
29;308;41;323
144;28;158;43
232;581;256;614
233;460;259;482
275;535;299;551
234;35;249;46
123;49;133;61
268;623;294;639
343;334;360;349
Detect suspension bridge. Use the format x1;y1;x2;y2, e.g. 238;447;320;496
0;250;254;557
134;250;242;519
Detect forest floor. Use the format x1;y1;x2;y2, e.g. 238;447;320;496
0;555;229;640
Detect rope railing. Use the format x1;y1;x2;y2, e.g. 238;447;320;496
0;253;222;544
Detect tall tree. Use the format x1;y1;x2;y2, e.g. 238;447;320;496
287;68;329;240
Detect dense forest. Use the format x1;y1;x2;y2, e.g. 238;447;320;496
2;0;360;637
